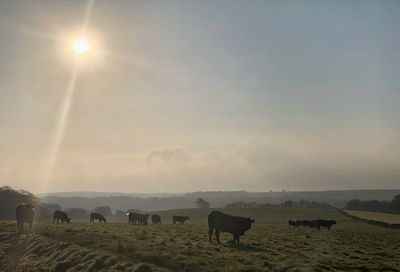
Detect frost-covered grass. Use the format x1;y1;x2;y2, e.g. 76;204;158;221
1;207;400;271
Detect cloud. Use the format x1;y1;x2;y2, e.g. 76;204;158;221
1;139;399;193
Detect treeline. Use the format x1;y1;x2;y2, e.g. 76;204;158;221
226;199;330;209
0;186;39;219
345;195;400;214
0;186;138;222
42;195;195;211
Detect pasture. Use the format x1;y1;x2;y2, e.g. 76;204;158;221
345;210;400;224
1;207;400;271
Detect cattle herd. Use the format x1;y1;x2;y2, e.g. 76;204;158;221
14;202;337;244
288;219;337;230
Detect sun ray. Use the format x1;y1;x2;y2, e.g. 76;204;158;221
38;0;96;193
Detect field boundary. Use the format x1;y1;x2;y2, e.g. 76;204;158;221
337;208;400;229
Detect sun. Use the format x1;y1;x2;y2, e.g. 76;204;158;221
72;38;90;54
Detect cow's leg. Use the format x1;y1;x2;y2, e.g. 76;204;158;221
208;227;213;242
215;230;220;244
236;235;240;244
28;221;32;233
17;220;22;233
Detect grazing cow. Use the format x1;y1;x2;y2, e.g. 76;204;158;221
138;213;149;225
173;215;190;224
302;220;310;227
90;212;107;223
16;203;35;234
289;220;302;227
152;214;161;224
53;210;71;224
128;212;149;225
318;219;337;230
208;210;255;244
309;220;320;229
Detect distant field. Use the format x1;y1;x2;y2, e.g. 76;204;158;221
345;210;400;224
1;207;400;271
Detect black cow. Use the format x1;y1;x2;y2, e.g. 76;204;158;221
90;212;107;223
318;219;337;230
288;220;302;227
138;213;149;225
53;210;71;224
173;215;190;224
16;203;35;233
208;210;255;244
152;214;161;224
128;212;135;224
128;212;149;225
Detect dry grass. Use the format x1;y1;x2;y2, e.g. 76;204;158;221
1;207;400;271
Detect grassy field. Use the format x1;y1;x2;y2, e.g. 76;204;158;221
345;210;400;224
1;207;400;271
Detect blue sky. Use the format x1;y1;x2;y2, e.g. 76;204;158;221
0;0;399;192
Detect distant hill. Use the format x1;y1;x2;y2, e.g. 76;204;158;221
37;191;182;198
40;189;400;212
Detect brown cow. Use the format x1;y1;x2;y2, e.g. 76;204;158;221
16;203;35;233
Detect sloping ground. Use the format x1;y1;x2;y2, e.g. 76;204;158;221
0;222;166;272
345;210;400;224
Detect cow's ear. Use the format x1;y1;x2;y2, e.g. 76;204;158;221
251;219;255;223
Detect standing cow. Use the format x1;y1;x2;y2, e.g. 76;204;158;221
53;210;71;224
318;219;337;230
152;214;161;224
173;215;190;224
90;212;107;223
138;213;149;225
208;210;255;244
128;212;135;224
16;203;35;234
128;212;149;225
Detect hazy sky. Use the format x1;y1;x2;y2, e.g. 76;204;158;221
0;0;399;193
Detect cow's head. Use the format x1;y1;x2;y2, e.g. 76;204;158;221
238;217;254;233
67;218;71;224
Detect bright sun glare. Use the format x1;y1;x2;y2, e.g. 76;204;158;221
72;38;90;54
